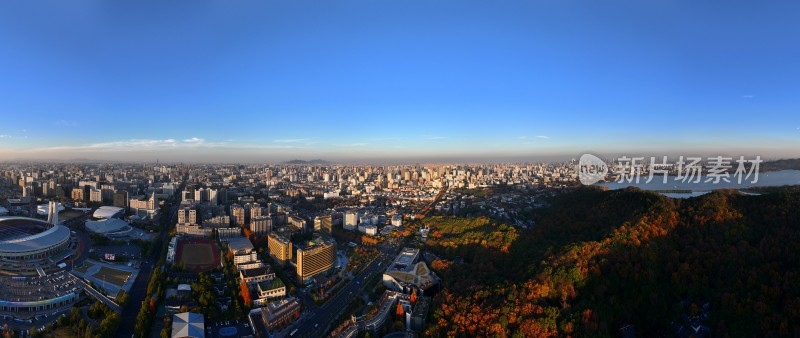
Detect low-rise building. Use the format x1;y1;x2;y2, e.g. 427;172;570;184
172;312;205;338
260;297;301;330
217;227;241;239
239;265;275;285
252;278;287;306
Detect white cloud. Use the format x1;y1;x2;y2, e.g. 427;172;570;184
0;135;10;138
336;142;368;147
536;135;550;139
38;138;224;152
273;138;308;143
741;95;755;99
517;136;528;140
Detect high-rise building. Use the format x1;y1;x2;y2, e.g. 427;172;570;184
288;215;307;232
267;233;292;265
207;188;218;205
344;210;358;231
181;190;193;201
296;240;335;284
314;215;333;234
71;188;85;201
178;206;197;225
204;215;230;228
113;190;129;209
231;204;245;227
100;185;115;203
194;188;205;203
250;216;272;236
247;203;262;222
194;187;219;205
130;192;157;211
89;189;102;203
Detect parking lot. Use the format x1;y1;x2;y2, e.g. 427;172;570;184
96;243;141;261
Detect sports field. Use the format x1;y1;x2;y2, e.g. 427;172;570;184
175;238;221;272
92;266;131;287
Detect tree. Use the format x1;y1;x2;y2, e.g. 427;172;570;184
410;289;417;305
396;302;405;317
29;326;40;338
240;281;252;306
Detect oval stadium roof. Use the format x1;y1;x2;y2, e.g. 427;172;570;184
93;206;125;219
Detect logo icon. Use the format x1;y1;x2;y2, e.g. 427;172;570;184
578;154;608;185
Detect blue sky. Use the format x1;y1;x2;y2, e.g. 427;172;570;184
0;0;799;162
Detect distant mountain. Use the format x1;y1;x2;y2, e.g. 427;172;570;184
761;158;800;172
283;159;331;165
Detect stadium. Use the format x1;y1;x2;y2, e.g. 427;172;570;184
0;216;71;262
0;216;81;320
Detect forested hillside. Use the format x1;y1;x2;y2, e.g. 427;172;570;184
424;187;800;337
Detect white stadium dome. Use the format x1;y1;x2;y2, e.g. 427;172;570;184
85;218;130;234
92;206;125;219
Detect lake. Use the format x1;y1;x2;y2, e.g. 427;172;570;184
597;169;800;198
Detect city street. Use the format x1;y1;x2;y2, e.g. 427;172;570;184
289;247;395;337
117;175;187;338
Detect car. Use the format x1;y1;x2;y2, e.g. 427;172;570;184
314;323;319;328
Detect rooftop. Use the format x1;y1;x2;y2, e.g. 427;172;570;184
226;236;254;253
258;278;285;291
172;312;204;338
92;206;125;219
241;266;272;278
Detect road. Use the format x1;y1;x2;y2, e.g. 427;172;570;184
71;276;121;313
291;186;446;337
116;174;188;338
291;250;395;338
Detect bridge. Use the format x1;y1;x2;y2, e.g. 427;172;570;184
70;272;122;313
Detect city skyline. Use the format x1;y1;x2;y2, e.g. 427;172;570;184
1;1;799;162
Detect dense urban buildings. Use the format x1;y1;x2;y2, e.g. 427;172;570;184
0;152;797;338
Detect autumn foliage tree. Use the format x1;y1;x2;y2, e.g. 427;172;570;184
242;227;253;240
424;187;800;337
361;235;379;246
410;289;417;305
396;302;405;317
240;282;251;306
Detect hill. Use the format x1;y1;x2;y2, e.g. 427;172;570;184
424;187;800;337
761;158;800;172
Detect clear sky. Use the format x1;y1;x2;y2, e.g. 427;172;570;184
0;0;799;163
